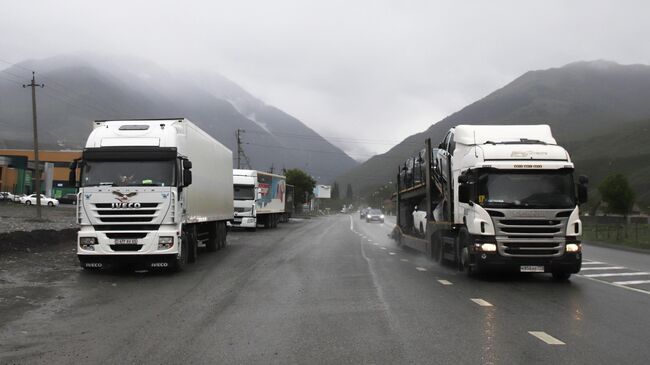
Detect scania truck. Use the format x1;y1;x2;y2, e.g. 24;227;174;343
231;169;287;230
392;125;588;280
70;118;234;271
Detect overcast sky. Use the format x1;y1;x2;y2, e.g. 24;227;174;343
2;0;649;159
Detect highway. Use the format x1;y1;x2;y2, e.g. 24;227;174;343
1;215;650;364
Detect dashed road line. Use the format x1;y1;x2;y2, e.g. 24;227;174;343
415;267;427;272
438;280;453;285
577;275;650;296
613;280;650;286
470;298;493;307
528;331;565;345
582;261;605;265
380;247;387;250
583;272;650;278
400;258;409;262
580;266;627;271
373;243;379;246
388;252;396;255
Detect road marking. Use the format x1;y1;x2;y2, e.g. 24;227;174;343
580;266;626;271
415;267;427;272
582;261;605;265
583;272;650;278
400;258;409;262
373;243;379;246
612;280;650;285
388;252;396;255
528;331;565;345
576;275;650;296
438;280;453;285
470;298;493;307
380;247;387;250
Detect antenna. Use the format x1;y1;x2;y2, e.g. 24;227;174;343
473;130;478;157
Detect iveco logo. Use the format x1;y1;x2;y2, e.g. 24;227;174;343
111;202;141;209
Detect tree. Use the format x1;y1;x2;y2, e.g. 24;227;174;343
345;183;353;201
598;173;635;217
285;168;316;211
331;182;340;200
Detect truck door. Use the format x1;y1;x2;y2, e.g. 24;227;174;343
436;132;453;221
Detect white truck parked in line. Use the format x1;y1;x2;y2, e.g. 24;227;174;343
393;125;588;280
230;169;287;230
70;118;234;271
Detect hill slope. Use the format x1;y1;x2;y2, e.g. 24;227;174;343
338;60;650;208
0;55;357;181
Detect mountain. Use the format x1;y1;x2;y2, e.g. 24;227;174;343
338;60;650;209
0;55;357;182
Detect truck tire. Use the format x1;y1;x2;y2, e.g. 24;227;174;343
432;231;443;263
219;222;228;249
456;227;469;272
173;232;189;272
552;272;571;281
206;222;218;252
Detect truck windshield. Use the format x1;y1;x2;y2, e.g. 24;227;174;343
234;184;255;200
81;160;175;187
477;170;575;209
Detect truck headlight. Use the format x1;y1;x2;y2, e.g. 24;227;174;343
79;237;97;251
480;243;497;252
380;215;385;219
158;236;174;249
367;214;371;218
566;243;581;253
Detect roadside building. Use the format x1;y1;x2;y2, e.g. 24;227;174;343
0;149;81;198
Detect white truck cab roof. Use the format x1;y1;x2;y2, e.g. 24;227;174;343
452;124;557;145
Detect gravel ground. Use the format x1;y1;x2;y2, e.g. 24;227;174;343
0;202;78;234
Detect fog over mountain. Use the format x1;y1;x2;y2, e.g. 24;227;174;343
0;55;357;182
337;60;650;207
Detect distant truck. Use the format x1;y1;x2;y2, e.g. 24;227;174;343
70;118;234;271
281;184;295;223
231;169;287;229
392;125;588;280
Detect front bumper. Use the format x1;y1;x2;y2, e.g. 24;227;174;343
228;217;256;228
471;251;582;273
78;254;177;270
77;226;180;256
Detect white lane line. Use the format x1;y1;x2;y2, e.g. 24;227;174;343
576;275;650;296
373;243;379;246
415;267;427;272
528;331;565;345
470;298;493;307
438;280;453;285
380;247;387;250
612;280;650;286
582;261;605;265
580;266;627;271
583;272;650;278
400;258;409;262
388;252;396;255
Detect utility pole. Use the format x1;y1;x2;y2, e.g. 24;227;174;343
23;72;44;220
268;163;274;174
236;129;244;169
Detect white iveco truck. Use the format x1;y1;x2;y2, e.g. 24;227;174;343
70;118;234;271
393;125;588;280
231;169;287;230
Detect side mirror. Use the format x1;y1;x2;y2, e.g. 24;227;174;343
414;205;419;211
68;161;78;186
458;184;470;204
438;143;445;149
458;175;469;184
183;169;192;187
579;175;588;185
577;175;588;204
184;160;193;170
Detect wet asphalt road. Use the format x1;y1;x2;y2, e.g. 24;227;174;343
1;215;650;364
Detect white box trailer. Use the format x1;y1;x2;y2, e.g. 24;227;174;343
231;169;287;229
71;118;234;271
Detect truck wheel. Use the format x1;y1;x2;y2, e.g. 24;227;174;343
206;222;218;252
456;228;470;272
552;272;571;281
219;222;228;249
432;231;443;263
173;232;189;272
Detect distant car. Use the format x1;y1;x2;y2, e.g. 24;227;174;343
359;209;367;219
20;194;59;207
366;209;384;223
412;206;427;236
58;193;78;205
0;192;17;202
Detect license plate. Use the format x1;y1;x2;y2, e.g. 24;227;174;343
233;218;242;223
520;265;545;273
114;238;138;244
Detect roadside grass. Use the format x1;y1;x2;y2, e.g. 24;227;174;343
582;223;650;250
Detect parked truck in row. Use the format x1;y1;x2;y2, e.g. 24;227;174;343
392;125;588;280
230;169;289;230
70;118;234;271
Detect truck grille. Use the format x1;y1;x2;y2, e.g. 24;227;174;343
93;203;160;223
106;232;148;239
492;210;568;257
110;244;143;252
